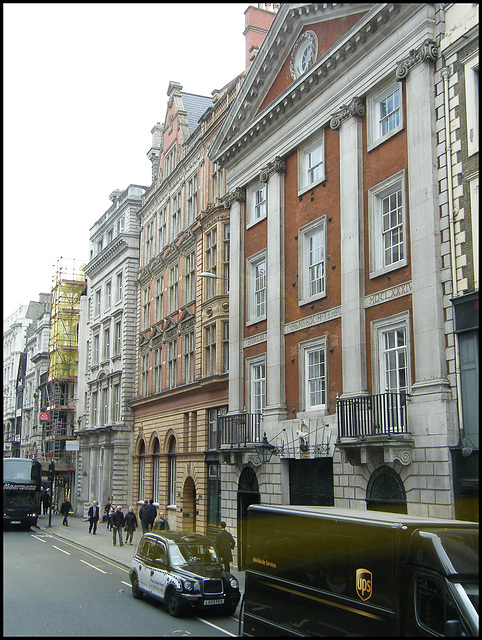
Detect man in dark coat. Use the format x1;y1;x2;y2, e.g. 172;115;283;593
148;499;157;531
139;500;150;535
215;521;235;572
88;500;100;534
60;498;73;526
153;511;170;531
111;505;125;546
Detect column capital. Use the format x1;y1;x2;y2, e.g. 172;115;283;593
395;39;438;81
223;187;246;209
259;156;286;183
330;97;365;130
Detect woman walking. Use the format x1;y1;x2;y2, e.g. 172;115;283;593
124;506;138;545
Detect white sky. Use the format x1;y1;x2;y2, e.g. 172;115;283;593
3;2;247;320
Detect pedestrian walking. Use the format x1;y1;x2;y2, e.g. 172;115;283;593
41;489;50;515
153;511;170;531
104;498;114;530
111;505;125;546
124;506;138;545
60;498;73;527
139;499;150;535
88;500;100;534
148;499;157;531
215;521;235;572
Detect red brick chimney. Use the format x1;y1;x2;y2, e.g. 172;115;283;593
244;3;279;68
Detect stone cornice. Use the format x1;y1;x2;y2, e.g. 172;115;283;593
223;187;246;210
83;238;131;277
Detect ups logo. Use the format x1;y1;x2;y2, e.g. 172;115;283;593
356;568;372;601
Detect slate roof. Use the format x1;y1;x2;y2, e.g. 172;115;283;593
181;92;213;135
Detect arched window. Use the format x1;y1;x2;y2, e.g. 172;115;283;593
138;440;146;502
366;466;407;514
152;438;160;504
167;436;177;506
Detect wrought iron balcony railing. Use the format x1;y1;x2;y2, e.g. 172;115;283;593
337;392;408;440
217;413;262;449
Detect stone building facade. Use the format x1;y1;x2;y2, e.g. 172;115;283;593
209;3;477;569
438;2;479;521
75;185;147;515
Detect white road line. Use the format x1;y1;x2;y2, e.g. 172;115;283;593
80;559;107;574
46;537;129;573
31;535;47;543
52;545;71;555
194;618;237;637
121;581;131;587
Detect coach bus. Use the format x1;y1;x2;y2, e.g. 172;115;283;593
3;457;42;528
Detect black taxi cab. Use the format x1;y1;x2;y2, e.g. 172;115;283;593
129;531;240;617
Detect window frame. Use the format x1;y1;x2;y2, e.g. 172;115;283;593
298;216;327;305
464;53;479;157
247;181;267;228
246;250;267;325
367;81;403;151
370;312;411;396
299;336;328;412
298;131;325;195
368;170;408;279
246;354;266;415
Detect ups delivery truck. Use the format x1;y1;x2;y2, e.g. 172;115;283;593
241;505;478;636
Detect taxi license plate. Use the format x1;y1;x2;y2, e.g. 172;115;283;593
204;598;224;605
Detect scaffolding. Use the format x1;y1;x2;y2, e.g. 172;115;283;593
42;259;86;496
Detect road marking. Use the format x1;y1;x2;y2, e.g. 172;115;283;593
121;581;131;587
52;545;71;555
194;618;237;637
31;535;47;543
80;559;107;573
45;535;129;573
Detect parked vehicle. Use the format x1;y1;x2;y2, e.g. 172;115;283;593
129;531;241;617
242;505;478;636
3;458;42;528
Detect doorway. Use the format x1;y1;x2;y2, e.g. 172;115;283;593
236;466;260;569
182;476;196;532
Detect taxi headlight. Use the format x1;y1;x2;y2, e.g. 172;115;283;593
184;580;194;591
229;578;238;589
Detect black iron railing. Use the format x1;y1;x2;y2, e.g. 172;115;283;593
217;413;262;448
337;392;408;439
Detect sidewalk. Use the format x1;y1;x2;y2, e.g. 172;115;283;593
36;512;245;592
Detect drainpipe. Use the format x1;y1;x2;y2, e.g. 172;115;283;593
441;65;464;439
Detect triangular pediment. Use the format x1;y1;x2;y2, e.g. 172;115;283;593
163;316;178;333
210;3;401;167
179;307;195;325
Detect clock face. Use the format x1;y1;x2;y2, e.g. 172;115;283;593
290;31;318;80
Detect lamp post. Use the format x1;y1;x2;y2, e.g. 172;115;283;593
199;272;229;281
254;433;277;464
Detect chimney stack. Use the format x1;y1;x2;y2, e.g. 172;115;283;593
244;3;278;68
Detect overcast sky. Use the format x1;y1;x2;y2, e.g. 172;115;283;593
3;3;247;320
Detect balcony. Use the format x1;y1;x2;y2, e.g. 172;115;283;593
336;392;413;466
217;413;262;450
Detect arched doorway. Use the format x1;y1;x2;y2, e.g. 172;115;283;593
366;466;407;514
182;476;196;532
237;466;260;569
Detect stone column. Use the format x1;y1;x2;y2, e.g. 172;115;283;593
331;98;367;397
224;188;246;413
397;41;450;395
261;157;287;424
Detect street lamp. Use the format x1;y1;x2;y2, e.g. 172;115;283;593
199;272;229;281
254;433;277;464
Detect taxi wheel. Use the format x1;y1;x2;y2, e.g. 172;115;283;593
166;588;182;617
131;576;143;599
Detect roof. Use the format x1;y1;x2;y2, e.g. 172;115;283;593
181;92;213;135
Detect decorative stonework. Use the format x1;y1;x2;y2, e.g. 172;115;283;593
330;97;365;130
259;156;286;183
290;30;318;80
395;39;438;80
223;187;246;209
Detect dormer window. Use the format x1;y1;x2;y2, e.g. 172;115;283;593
290;31;318;80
